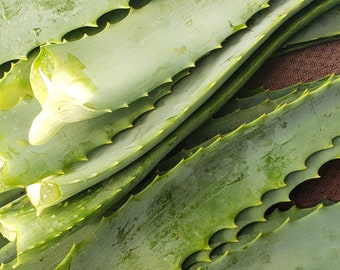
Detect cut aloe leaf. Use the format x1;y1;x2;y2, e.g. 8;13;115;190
0;115;182;267
0;220;98;270
0;79;171;189
29;0;270;145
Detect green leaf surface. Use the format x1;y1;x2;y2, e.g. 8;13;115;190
29;0;269;144
58;75;340;270
204;202;340;270
0;220;98;270
0;0;130;64
280;4;340;51
0;55;34;110
163;76;331;187
207;133;340;253
0;77;171;188
218;75;332;116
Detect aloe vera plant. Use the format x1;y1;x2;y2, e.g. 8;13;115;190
0;0;339;269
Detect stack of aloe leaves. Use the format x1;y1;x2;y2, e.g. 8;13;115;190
0;0;339;269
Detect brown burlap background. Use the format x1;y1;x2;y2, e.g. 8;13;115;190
246;39;340;208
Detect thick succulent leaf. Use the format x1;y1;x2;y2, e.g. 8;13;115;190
217;75;332;116
0;39;258;269
0;0;130;64
25;0;315;213
187;204;317;269
56;75;340;270
208;134;340;253
0;79;171;188
280;4;340;51
182;208;314;270
0;189;24;208
0;119;181;267
203;202;340;270
28;0;270;145
178;90;306;152
185;76;332;150
0;55;34;110
180;76;339;266
0;220;98;270
164;77;330;182
61;8;130;42
0;241;16;266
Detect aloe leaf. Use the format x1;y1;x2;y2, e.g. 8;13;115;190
0;240;16;265
0;189;24;208
234;70;335;99
161;88;307;171
178;84;313;150
203;202;340;270
188;205;317;269
180;76;332;151
0;7;131;111
0;0;130;64
0;122;180;267
25;0;318;213
28;0;270;145
207;133;340;253
0;7;175;189
0;220;98;270
175;76;340;265
219;87;301;115
61;8;130;42
0;55;34;110
280;4;340;51
0;79;171;188
217;75;332;117
180;76;338;267
0;34;256;268
56;73;340;269
228;205;318;252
